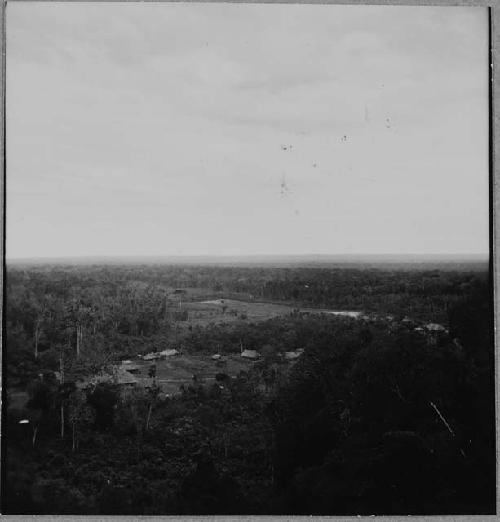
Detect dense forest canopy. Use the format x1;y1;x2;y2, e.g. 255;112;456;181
3;261;495;515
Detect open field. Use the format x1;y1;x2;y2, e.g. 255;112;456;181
181;298;296;325
123;353;258;395
167;294;363;328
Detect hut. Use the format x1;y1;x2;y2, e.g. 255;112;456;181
77;366;138;389
113;367;138;386
241;349;260;360
425;323;447;332
159;349;179;358
143;352;161;361
120;363;141;374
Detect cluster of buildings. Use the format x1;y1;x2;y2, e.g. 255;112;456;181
70;311;451;397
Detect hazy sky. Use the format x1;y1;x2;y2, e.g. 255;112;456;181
7;3;489;258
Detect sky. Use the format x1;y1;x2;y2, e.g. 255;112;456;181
6;3;489;259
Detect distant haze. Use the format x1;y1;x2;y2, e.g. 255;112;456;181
7;4;489;259
6;254;489;273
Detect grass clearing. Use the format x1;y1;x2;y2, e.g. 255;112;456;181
125;353;255;395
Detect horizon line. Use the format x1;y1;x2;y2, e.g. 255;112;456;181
5;252;490;264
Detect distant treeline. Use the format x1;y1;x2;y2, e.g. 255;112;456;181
6;262;489;322
5;263;490;388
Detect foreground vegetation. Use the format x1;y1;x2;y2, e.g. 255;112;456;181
3;262;495;514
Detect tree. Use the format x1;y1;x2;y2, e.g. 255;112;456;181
26;377;58;448
86;383;119;430
145;382;161;431
68;389;94;451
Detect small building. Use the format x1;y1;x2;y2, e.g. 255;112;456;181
143;352;161;361
284;351;302;361
120;363;141;374
425;323;447;333
241;349;260;359
159;349;179;358
113;367;138;386
78;366;138;389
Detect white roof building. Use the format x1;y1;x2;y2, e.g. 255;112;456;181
241;349;260;359
143;352;161;361
159;349;179;357
425;323;447;332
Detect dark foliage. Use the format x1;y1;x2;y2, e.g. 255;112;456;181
2;262;494;515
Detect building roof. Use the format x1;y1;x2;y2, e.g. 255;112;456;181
120;363;141;372
143;352;161;361
78;366;138;388
425;323;446;332
159;349;179;357
113;367;138;385
241;349;260;359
